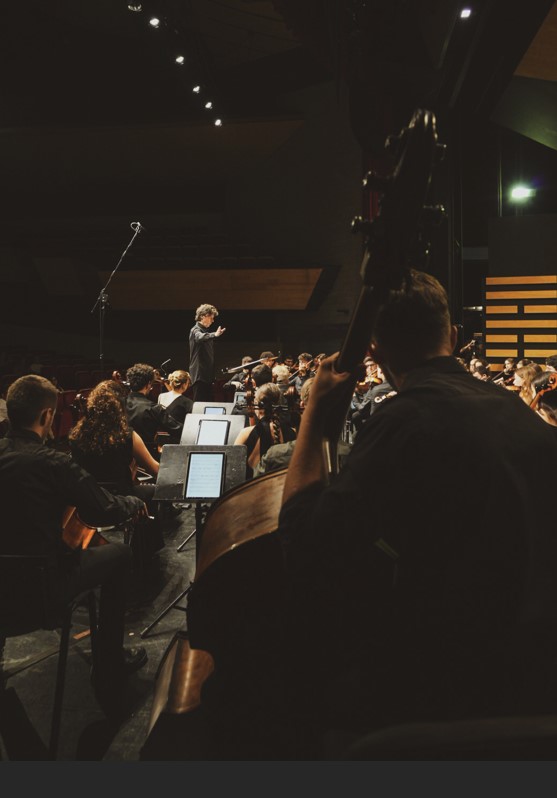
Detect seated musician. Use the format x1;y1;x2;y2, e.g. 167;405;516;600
531;371;557;432
513;362;544;405
233;382;296;479
288;353;314;396
68;380;165;562
259;351;278;370
276;269;557;742
0;375;148;713
161;371;194;439
253;378;314;477
223;355;253;393
69;380;160;507
125;363;182;456
350;363;395;433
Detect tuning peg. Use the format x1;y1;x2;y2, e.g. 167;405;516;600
362;171;391;194
422;204;446;226
351;216;375;237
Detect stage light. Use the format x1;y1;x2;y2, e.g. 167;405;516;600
127;3;143;11
149;17;160;28
192;85;201;94
214;118;222;127
204;101;213;110
510;185;534;200
460;7;472;18
175;55;185;65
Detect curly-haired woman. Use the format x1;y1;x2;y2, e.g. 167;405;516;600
68;380;159;503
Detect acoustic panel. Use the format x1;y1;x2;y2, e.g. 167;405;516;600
483;274;557;364
97;268;323;310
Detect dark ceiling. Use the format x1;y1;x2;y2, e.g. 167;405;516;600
2;0;557;347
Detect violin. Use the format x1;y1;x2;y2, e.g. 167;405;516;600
143;108;445;749
530;372;557;412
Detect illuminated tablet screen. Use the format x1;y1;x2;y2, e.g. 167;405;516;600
184;452;225;499
195;418;230;445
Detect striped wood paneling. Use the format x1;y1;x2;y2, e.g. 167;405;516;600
484;275;557;366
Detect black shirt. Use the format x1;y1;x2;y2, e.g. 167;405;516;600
189;322;218;385
126;392;182;448
277;357;557;727
0;429;143;559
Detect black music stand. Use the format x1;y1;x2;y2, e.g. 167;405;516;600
140;444;247;638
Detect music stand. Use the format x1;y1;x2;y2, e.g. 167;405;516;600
179;413;246;446
141;444;247;638
191;401;236;415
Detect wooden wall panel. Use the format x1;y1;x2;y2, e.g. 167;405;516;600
97;268;323;311
483;274;557;367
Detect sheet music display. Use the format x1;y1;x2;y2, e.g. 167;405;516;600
204;406;226;415
184;452;225;499
195;418;230;445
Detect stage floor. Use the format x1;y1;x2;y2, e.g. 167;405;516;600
0;505;197;762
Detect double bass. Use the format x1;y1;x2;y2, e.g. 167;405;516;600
143;108;446;751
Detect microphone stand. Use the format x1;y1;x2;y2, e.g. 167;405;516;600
90;222;143;373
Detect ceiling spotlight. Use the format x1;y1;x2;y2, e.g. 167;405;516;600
214;118;222;127
149;17;160;28
460;7;472;18
175;55;185;65
192;85;201;94
204;101;213;110
127;3;143;11
510;185;534;201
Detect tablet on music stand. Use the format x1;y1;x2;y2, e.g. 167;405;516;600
184;451;226;500
204;406;226;415
195;418;230;445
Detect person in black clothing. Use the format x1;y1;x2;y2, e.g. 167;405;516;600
350;364;396;433
289;352;314;396
0;375;148;712
277;269;557;741
223;355;253;394
125;363;182;456
233;382;296;479
188;303;226;402
164;370;194;441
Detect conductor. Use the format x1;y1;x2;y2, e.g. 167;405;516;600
188;303;226;402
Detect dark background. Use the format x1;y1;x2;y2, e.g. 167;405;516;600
2;0;557;367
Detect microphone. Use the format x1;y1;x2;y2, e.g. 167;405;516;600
130;221;144;232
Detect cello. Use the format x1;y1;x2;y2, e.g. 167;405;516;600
143;108;446;752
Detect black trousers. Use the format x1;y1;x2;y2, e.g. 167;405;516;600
64;542;132;676
192;381;212;402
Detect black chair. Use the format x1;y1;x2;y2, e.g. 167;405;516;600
0;554;98;760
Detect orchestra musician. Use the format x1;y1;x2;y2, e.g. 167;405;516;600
288;353;314;395
274;269;557;750
222;356;254;394
0;375;148;715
